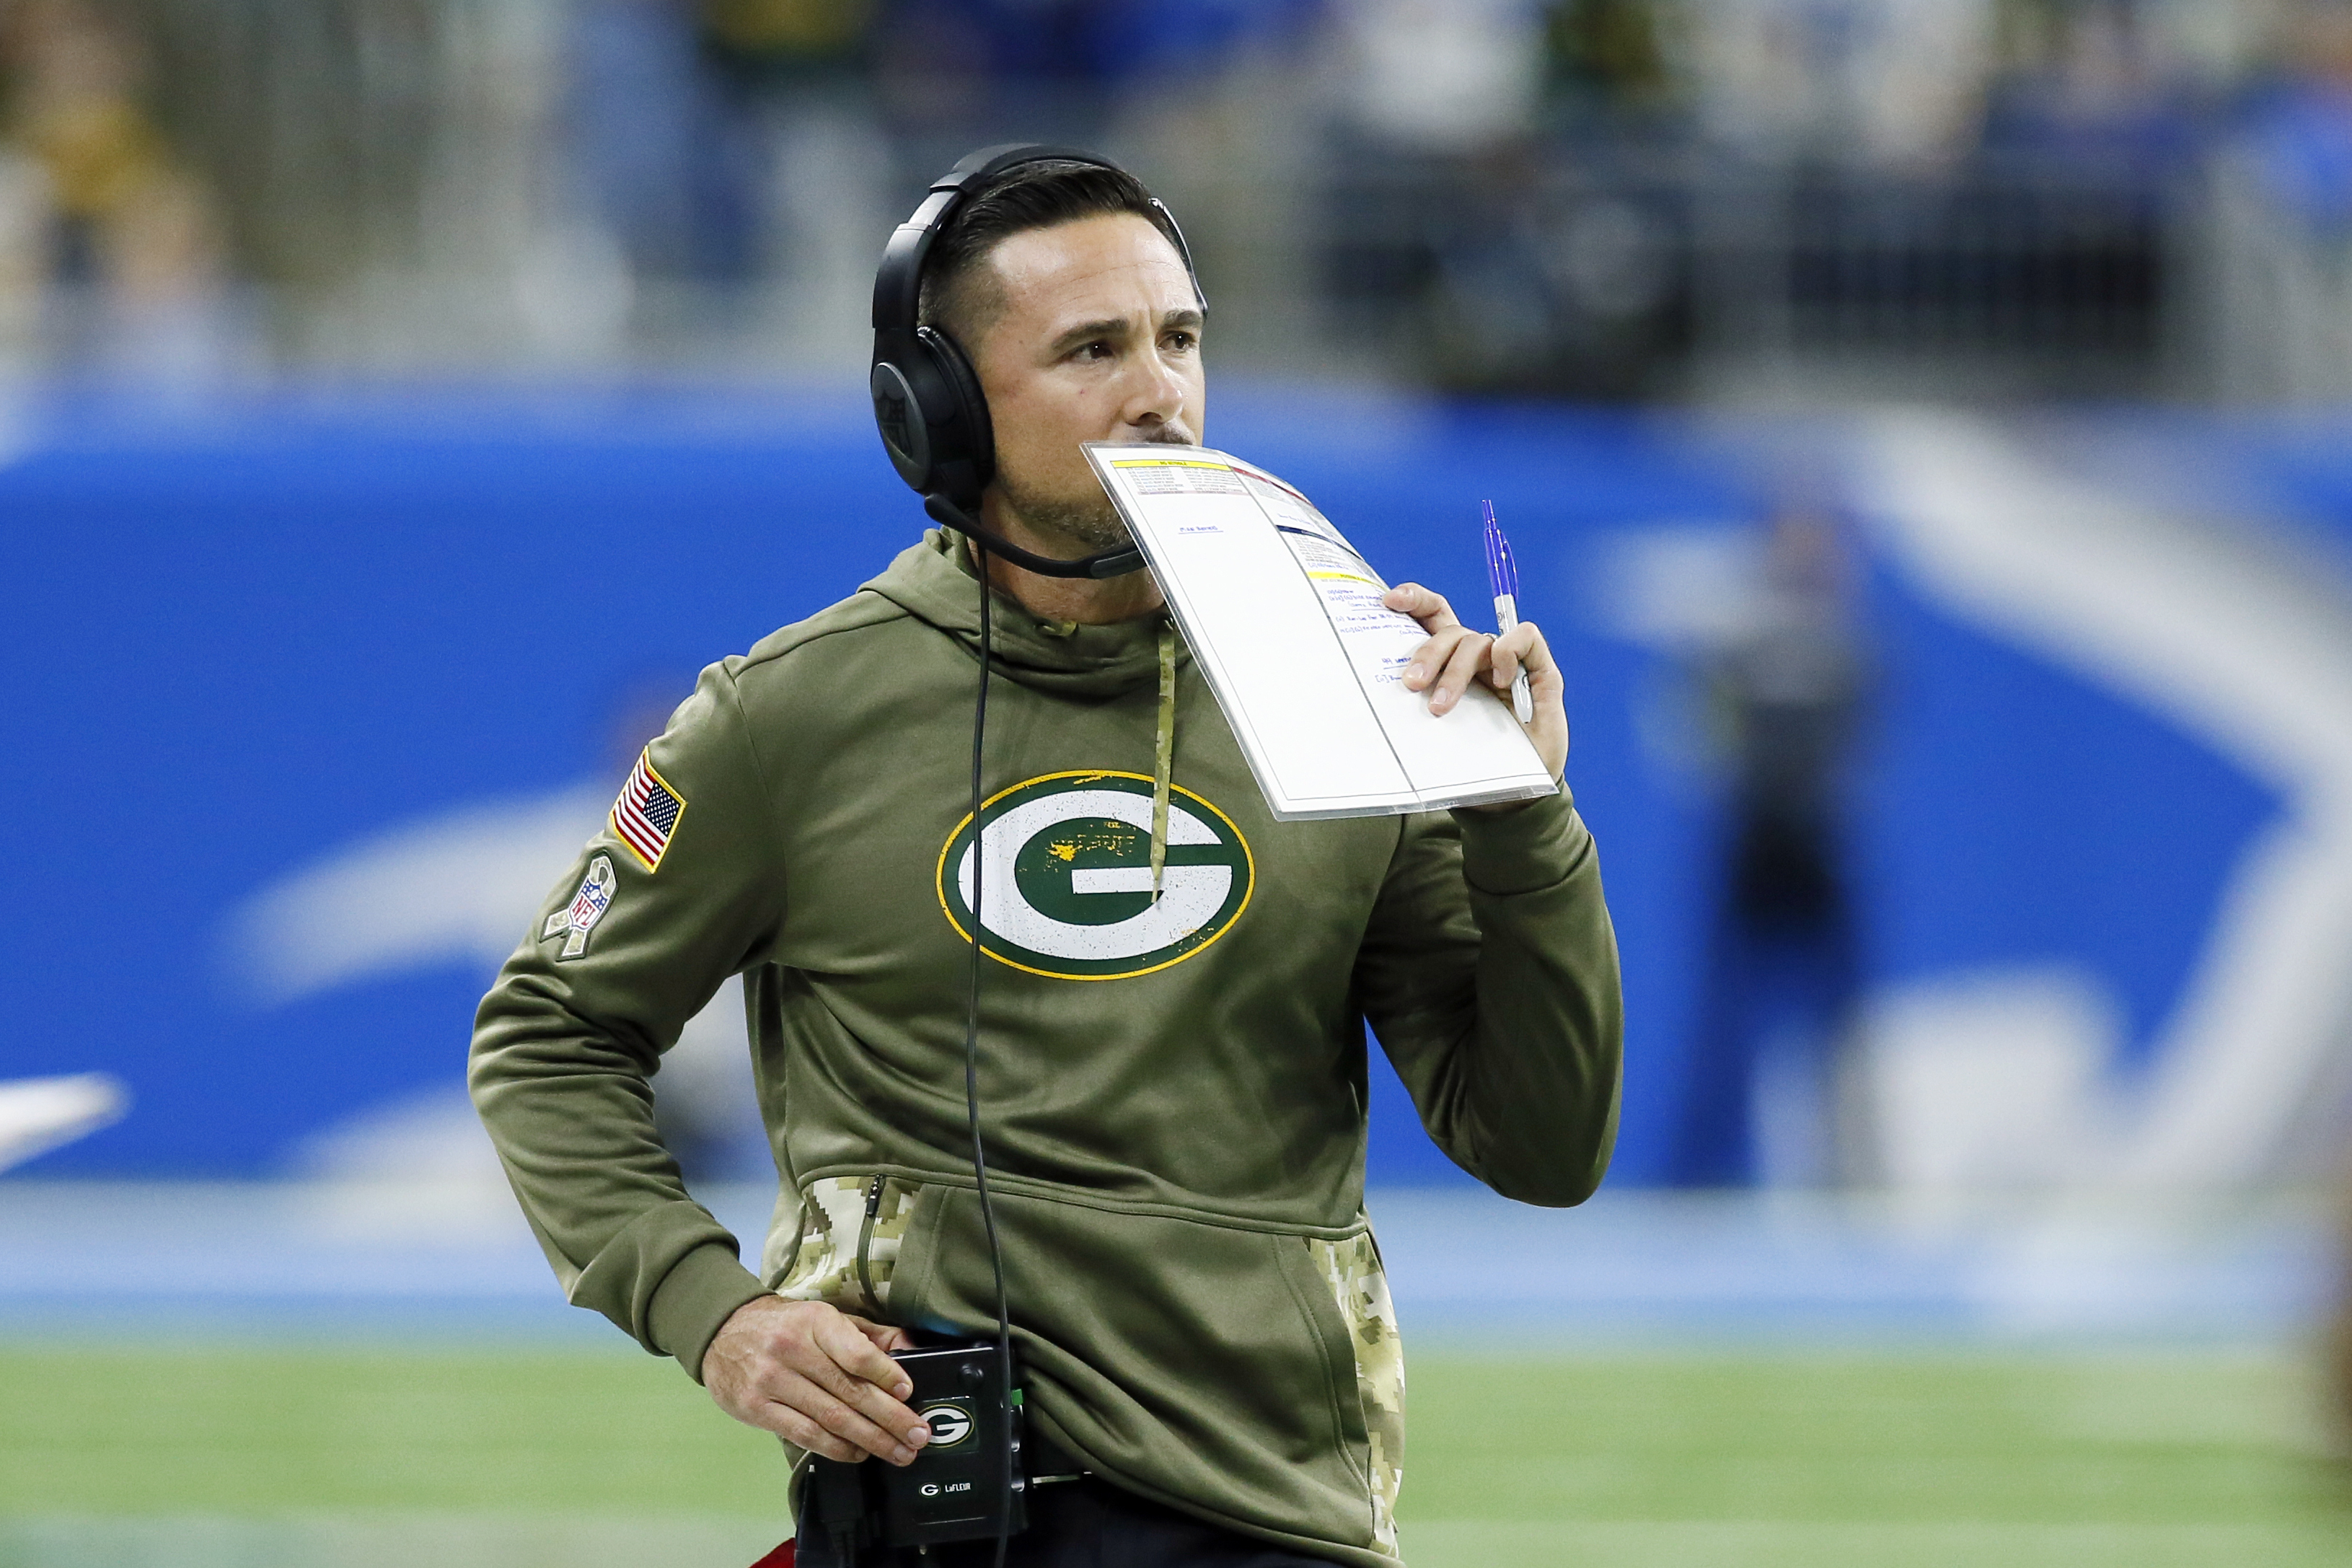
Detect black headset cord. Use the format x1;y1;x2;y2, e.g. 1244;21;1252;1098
965;539;1017;1568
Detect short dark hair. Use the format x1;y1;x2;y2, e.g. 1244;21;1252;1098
918;159;1192;346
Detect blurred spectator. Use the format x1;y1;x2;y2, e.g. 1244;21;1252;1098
568;0;1326;361
1669;495;1871;1188
1333;0;1545;154
569;0;886;355
1319;0;1695;396
2211;0;2352;400
699;0;880;315
2240;0;2352;232
0;0;235;378
0;132;40;357
570;1;749;286
1688;0;1996;167
878;0;1311;162
1542;0;1681;116
1978;0;2201;183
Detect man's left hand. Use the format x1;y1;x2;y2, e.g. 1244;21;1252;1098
1386;583;1569;796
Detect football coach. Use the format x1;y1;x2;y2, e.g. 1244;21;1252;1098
470;144;1622;1567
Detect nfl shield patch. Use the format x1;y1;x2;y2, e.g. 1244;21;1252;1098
543;854;616;959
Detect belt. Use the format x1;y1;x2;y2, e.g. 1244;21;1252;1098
1024;1430;1091;1487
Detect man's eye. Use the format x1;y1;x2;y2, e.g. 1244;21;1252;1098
1164;332;1197;353
1073;341;1113;361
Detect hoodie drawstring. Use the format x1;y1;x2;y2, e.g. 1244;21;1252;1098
1152;618;1176;902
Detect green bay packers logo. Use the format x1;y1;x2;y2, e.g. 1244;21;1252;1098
920;1401;975;1449
937;771;1254;981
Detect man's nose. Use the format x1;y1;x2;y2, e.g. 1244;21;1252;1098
1119;340;1189;430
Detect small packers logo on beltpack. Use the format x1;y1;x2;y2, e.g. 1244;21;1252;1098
919;1401;976;1450
937;771;1254;981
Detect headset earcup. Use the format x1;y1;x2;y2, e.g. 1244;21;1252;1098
871;354;933;493
918;325;995;501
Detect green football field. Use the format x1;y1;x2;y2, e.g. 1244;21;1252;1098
4;1344;2348;1567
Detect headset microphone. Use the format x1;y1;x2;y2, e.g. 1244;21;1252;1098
922;493;1143;580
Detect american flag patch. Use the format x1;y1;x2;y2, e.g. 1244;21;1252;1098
611;749;687;871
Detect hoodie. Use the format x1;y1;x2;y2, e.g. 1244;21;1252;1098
469;527;1623;1564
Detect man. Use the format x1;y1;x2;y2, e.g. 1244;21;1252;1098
1670;500;1868;1187
470;152;1622;1567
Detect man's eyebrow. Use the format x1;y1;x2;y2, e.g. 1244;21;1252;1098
1047;317;1133;355
1163;307;1204;332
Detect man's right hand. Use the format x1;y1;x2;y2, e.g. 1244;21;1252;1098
702;1295;933;1466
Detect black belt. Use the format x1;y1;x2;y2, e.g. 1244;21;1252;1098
1024;1431;1091;1487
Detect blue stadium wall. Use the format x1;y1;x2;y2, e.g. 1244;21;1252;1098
4;384;2343;1184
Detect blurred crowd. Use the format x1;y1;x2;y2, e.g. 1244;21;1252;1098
0;0;232;377
2;0;2351;397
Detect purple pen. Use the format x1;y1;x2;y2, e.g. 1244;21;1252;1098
1482;501;1535;723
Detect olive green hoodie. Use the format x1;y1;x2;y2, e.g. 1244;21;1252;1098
469;527;1622;1565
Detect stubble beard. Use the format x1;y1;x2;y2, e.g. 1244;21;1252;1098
995;426;1196;554
995;469;1133;552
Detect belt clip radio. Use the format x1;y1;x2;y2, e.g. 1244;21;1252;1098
808;1342;1027;1559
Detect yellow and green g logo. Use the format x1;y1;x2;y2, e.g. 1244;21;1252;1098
937;771;1254;981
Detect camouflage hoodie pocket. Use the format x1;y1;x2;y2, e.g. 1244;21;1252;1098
774;1173;924;1315
1307;1229;1404;1556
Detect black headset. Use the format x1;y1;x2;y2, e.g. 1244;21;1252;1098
869;142;1205;581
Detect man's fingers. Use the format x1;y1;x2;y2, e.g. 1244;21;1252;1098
770;1409;860;1463
1402;625;1474;691
762;1391;897;1465
1485;633;1523;690
1401;620;1508;713
1486;624;1538;690
842;1313;920;1359
763;1366;922;1465
1401;617;1563;745
802;1321;928;1453
702;1298;931;1466
1430;630;1494;715
825;1313;917;1402
1384;582;1461;634
765;1397;862;1462
1515;621;1564;704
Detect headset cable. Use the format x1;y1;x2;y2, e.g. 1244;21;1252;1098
964;537;1016;1568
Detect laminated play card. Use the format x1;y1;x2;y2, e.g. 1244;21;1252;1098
1085;443;1556;821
